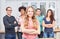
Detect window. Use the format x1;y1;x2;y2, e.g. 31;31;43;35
40;2;46;16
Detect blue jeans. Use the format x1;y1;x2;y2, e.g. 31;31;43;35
43;31;54;38
5;34;16;39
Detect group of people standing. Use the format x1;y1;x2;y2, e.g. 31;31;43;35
3;6;55;39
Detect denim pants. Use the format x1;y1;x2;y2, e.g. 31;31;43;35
5;34;16;39
43;31;54;38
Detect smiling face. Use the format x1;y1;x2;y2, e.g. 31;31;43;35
47;11;52;17
20;9;25;15
27;7;34;18
24;6;37;29
6;7;12;16
36;9;41;16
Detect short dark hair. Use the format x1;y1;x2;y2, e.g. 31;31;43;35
6;7;11;11
18;6;26;12
36;8;41;11
36;8;43;16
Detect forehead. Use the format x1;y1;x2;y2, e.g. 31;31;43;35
21;9;24;11
28;8;33;11
48;11;51;13
7;8;12;10
37;10;41;11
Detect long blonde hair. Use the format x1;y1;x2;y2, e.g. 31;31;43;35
24;6;38;29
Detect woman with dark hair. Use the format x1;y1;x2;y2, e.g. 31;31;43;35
16;6;26;39
42;9;55;38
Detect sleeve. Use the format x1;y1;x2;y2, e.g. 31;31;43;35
3;17;14;28
43;17;45;21
16;17;21;26
36;20;40;34
11;16;18;27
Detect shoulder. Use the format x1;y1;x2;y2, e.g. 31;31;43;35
36;20;40;27
36;19;40;24
17;16;23;22
43;17;46;20
53;20;55;23
3;15;7;19
11;16;15;18
18;16;22;20
11;16;16;19
16;16;20;19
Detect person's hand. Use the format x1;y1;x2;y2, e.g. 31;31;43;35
30;29;36;32
28;29;37;34
29;31;37;34
46;24;53;28
14;21;16;24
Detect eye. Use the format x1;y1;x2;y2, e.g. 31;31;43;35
28;11;30;12
31;11;33;12
29;11;31;12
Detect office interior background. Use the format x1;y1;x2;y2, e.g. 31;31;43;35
0;0;60;39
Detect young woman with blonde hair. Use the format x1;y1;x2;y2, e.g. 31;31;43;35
21;6;40;39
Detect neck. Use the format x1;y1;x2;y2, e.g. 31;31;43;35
21;15;25;19
7;14;11;17
48;15;50;17
21;14;24;16
36;14;40;16
47;16;50;19
29;17;32;20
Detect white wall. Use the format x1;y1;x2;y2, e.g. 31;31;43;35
0;0;60;31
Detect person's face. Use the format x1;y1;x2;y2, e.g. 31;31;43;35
27;8;34;17
48;11;51;17
20;9;25;15
6;8;12;15
36;10;41;16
